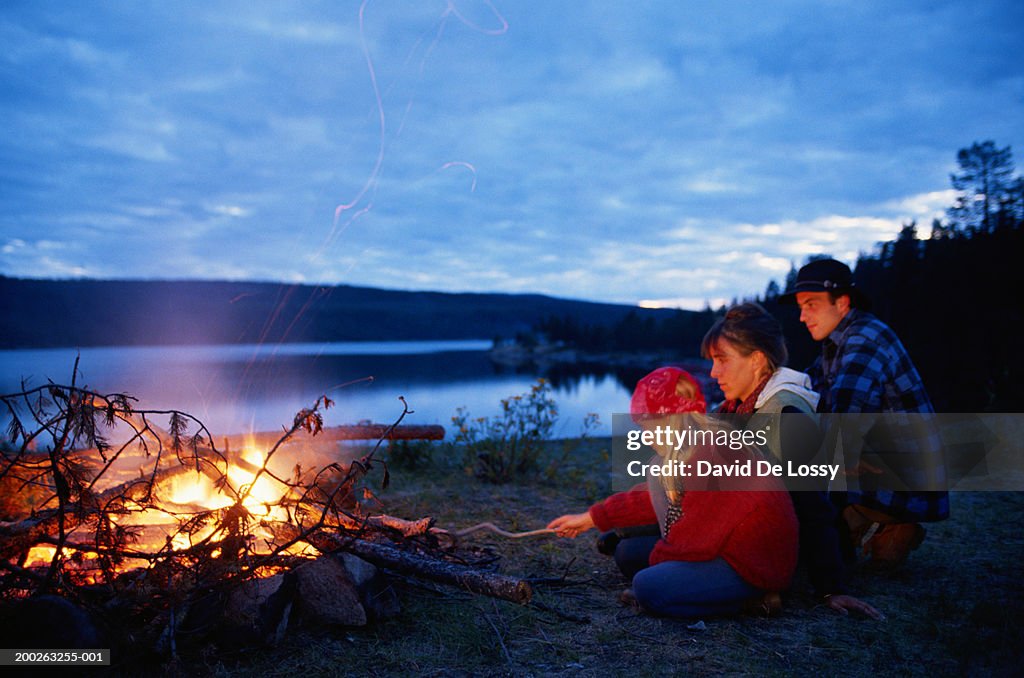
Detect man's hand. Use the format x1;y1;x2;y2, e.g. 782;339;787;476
546;512;596;538
825;594;885;620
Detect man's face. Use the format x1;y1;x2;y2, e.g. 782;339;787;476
796;291;849;341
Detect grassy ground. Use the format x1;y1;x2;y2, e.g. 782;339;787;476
195;439;1022;677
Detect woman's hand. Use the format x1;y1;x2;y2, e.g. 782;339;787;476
546;512;596;538
825;594;885;620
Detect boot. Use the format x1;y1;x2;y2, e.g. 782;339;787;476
862;523;926;570
743;591;782;617
595;530;622;556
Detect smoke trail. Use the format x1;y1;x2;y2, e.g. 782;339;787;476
235;1;508;420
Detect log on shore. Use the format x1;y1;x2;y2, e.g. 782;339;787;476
221;424;445;451
326;424;445;441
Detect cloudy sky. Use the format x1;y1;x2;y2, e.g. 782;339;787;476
2;1;1022;309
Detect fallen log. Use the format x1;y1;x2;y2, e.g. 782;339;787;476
332;536;531;605
282;527;532;605
327;424;445;441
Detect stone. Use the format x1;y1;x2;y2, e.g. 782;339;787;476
294;555;367;626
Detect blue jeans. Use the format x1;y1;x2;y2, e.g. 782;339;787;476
614;536;760;618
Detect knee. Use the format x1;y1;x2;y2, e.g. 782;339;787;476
630;566;668;613
612;535;658;580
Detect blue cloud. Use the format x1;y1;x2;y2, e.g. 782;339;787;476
1;1;1022;308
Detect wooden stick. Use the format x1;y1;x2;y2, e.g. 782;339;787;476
450;523;557;539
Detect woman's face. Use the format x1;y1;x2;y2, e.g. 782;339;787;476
708;338;763;402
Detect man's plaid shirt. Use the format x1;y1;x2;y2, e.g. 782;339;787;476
808;309;949;521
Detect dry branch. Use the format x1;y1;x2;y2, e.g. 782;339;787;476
0;457;234;560
331;514;435;538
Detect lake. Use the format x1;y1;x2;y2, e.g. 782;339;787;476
0;341;655;440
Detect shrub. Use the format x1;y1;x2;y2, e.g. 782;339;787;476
542;411;601;484
452;379;559;483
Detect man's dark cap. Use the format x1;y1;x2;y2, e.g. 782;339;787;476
778;258;871;309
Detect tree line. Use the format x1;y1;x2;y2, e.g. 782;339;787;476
533;141;1024;411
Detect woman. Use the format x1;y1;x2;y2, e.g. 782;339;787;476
547;366;799;618
701;302;883;620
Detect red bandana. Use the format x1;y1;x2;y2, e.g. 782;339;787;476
630;366;706;423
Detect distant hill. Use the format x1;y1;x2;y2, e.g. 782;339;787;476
0;276;684;348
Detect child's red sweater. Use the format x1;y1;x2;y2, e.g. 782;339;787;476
588;446;798;591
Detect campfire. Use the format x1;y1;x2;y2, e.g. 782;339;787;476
0;367;531;659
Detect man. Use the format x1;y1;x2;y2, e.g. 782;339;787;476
779;258;949;569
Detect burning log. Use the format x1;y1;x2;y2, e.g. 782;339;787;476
0;460;228;562
0;513;68;563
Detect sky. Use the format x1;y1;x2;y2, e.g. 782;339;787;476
1;1;1022;309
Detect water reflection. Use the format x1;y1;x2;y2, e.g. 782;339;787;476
0;342;712;439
